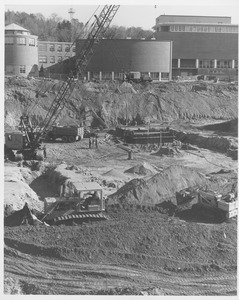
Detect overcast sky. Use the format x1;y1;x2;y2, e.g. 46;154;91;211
4;0;239;30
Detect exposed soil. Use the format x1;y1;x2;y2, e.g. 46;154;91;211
4;78;238;295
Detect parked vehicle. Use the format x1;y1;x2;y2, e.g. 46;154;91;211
46;125;84;143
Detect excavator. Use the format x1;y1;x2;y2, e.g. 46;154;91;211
4;5;120;161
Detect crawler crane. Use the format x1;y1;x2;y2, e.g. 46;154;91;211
5;5;120;161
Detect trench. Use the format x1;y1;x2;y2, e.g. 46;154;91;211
171;129;237;160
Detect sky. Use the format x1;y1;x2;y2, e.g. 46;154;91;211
3;0;239;30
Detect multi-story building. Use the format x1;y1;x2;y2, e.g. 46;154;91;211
38;41;76;71
153;15;238;80
5;23;38;76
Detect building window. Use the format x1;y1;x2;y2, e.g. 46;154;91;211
49;44;55;51
102;72;112;80
65;44;70;52
57;44;62;52
161;26;170;32
217;60;232;68
5;37;14;44
29;38;35;46
39;56;47;63
161;73;169;80
178;25;185;32
58;56;62;62
17;37;26;45
150;72;159;80
50;56;55;63
199;60;214;68
38;43;47;51
72;46;76;52
19;65;26;73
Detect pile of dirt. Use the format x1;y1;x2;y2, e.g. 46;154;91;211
102;169;129;180
107;165;207;207
4;203;44;227
124;162;159;176
152;146;182;156
4;165;43;215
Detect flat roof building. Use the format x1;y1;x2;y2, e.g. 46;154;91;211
153;15;238;80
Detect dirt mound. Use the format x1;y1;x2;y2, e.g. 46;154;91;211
4;203;43;227
4;165;43;215
102;169;128;180
108;165;207;207
152;146;182;156
124;162;158;176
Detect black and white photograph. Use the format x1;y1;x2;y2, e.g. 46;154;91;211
3;0;238;296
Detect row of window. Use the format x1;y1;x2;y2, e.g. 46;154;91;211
39;55;71;63
38;43;76;52
5;30;29;35
90;72;168;80
159;25;238;33
20;65;26;73
5;38;75;53
199;60;238;68
173;59;238;69
5;37;35;46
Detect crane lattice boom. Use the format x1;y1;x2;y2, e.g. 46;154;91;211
33;5;120;149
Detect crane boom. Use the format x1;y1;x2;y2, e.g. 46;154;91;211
32;5;120;149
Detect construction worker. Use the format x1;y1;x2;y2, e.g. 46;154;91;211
89;137;92;149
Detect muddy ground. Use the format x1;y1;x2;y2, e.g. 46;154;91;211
4;78;238;295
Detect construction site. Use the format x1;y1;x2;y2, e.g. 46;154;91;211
4;5;238;296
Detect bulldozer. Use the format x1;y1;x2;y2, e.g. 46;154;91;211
43;182;108;225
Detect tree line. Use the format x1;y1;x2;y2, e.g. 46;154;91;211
5;10;154;42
